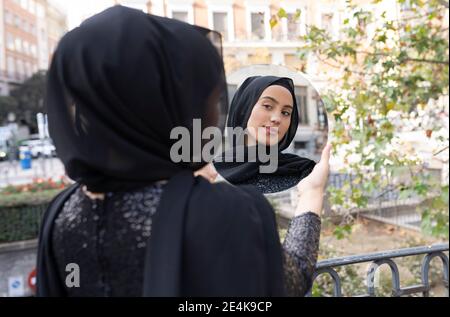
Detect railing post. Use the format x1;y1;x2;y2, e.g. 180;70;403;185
366;259;401;297
421;252;449;297
307;268;342;297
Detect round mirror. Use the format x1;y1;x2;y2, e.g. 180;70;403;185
213;65;329;194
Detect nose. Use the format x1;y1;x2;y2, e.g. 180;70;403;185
270;113;281;125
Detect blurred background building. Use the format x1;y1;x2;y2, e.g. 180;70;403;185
111;1;403;78
0;0;67;96
0;0;411;97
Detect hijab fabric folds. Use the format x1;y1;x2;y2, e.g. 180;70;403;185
46;5;227;193
37;6;286;296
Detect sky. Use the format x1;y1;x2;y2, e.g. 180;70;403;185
51;0;116;30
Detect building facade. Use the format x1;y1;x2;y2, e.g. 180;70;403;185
0;0;67;96
0;1;5;95
115;0;405;77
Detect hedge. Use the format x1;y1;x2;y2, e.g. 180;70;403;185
0;189;62;243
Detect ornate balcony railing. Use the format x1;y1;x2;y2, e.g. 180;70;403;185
307;243;449;297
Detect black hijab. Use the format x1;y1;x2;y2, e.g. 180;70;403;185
46;5;227;193
37;6;286;296
214;76;316;190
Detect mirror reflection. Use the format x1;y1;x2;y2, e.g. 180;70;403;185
214;65;328;194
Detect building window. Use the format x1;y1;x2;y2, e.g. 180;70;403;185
285;12;303;40
250;12;265;40
20;0;28;10
15;38;22;53
284;53;306;71
14;15;21;28
246;5;271;41
248;52;271;64
29;0;36;14
31;44;37;57
5;11;13;24
321;13;334;35
294;141;307;149
7;57;16;77
212;12;229;41
167;3;194;25
37;3;45;18
208;4;234;42
7;33;15;50
295;86;309;125
172;11;188;22
316;97;327;131
23;41;30;55
17;60;24;76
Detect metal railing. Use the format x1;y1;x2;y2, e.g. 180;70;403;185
307;243;449;297
267;171;442;230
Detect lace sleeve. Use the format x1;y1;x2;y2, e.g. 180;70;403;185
282;212;321;296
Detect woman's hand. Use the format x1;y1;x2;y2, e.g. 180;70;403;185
295;143;332;216
194;163;218;183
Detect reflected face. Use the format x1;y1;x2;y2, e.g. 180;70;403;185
246;85;293;146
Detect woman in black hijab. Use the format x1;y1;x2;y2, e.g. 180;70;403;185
37;5;327;297
214;76;317;193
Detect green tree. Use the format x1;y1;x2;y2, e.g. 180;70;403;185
273;0;449;238
9;71;47;132
0;96;18;125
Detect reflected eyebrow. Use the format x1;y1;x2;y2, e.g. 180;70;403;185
261;96;293;109
261;96;278;104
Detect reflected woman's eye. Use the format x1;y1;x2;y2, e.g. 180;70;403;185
282;111;291;117
262;104;272;110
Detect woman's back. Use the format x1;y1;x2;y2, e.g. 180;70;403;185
52;183;165;296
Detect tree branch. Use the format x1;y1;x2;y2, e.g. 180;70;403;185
342;49;449;65
312;53;376;76
433;145;449;156
403;57;449;65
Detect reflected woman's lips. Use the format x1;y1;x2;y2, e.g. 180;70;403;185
264;126;278;136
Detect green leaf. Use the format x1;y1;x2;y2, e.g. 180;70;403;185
333;224;352;240
270;16;278;29
277;8;288;19
377;33;387;43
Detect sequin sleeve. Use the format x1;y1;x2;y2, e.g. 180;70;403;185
282;212;321;296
